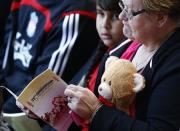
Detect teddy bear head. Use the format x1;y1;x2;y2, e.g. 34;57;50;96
98;56;145;114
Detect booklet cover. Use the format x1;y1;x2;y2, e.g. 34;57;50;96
16;69;73;131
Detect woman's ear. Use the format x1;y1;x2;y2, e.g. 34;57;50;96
133;73;145;93
156;14;168;28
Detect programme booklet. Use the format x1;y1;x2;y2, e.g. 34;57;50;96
1;69;73;131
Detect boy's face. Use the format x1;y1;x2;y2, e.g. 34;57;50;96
96;5;124;49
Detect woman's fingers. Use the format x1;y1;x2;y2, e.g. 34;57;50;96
27;111;39;119
64;88;77;97
65;85;86;98
64;84;101;120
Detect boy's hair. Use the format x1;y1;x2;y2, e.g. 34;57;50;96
83;41;108;87
97;0;122;13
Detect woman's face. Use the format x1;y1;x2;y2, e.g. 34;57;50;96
119;0;159;44
96;5;124;49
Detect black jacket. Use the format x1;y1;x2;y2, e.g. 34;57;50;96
90;28;180;131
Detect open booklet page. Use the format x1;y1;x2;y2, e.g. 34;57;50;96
16;69;73;131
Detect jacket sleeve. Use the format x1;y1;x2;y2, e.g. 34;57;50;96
0;13;13;84
90;52;180;131
33;12;99;83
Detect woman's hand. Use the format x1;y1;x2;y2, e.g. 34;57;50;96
64;84;101;120
16;101;38;119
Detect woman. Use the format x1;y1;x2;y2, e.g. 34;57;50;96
64;0;180;130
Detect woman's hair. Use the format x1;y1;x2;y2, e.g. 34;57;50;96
142;0;180;21
97;0;122;13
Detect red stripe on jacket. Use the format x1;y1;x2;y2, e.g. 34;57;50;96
11;0;52;32
61;10;96;20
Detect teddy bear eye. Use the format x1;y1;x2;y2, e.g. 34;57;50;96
108;81;111;86
103;78;106;82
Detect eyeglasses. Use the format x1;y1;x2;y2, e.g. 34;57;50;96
118;1;146;20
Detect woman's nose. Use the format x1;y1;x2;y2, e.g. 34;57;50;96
119;11;128;21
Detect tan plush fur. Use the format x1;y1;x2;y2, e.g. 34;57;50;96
100;57;144;114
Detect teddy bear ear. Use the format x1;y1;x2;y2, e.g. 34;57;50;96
133;73;145;93
105;56;119;70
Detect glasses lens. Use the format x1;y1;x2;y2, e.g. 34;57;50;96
132;9;145;17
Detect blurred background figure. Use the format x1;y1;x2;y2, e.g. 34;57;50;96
0;0;99;130
0;0;12;46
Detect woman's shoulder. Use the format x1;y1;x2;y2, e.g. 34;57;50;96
152;28;180;67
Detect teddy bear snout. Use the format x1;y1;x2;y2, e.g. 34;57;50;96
98;82;112;100
99;86;103;91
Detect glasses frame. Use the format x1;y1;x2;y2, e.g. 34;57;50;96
119;1;146;20
131;9;146;17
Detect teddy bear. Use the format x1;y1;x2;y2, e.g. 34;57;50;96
98;56;145;115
